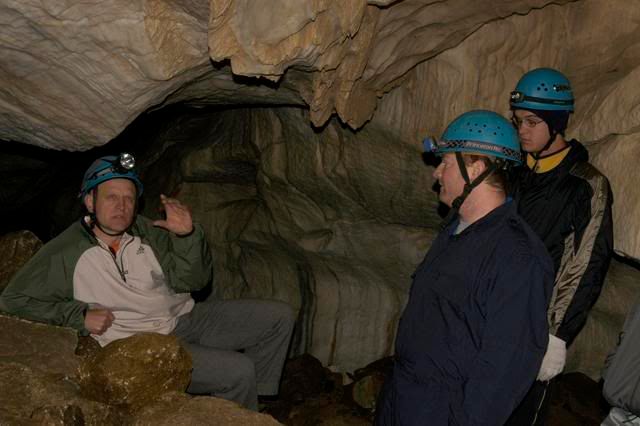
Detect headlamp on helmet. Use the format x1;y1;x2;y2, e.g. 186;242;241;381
510;68;574;112
423;136;440;154
79;153;143;198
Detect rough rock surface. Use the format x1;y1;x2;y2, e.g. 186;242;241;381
3;0;640;260
0;230;42;293
0;315;124;424
566;259;640;381
0;361;124;425
133;392;281;425
372;0;640;261
0;314;79;377
78;333;192;411
178;107;439;371
589;136;640;261
548;373;609;426
0;313;267;423
2;0;640;405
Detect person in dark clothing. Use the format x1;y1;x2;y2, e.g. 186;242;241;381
506;68;614;426
375;110;554;426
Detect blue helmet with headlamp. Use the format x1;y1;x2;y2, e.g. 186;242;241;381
423;110;522;166
79;153;143;198
510;68;574;112
424;110;521;229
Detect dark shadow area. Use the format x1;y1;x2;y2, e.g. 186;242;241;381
421;151;448;219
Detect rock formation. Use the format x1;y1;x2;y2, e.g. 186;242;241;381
1;0;640;385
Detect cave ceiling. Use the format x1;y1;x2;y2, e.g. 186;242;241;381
1;0;575;149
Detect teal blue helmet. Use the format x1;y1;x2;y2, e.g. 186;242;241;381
510;68;574;112
424;110;522;165
79;153;143;198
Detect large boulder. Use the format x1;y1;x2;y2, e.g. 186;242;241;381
78;333;192;411
0;314;123;424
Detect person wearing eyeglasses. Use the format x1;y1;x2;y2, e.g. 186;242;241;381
0;154;295;411
506;68;614;425
375;111;553;426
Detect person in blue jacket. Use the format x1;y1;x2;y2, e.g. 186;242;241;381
375;110;554;425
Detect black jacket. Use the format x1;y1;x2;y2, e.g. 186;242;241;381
375;201;553;426
511;140;614;345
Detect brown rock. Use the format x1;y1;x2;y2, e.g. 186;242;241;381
287;394;371;426
30;404;85;425
0;314;80;378
0;361;123;425
133;391;281;425
548;373;609;426
0;230;42;293
351;372;385;411
567;259;640;380
77;333;192;411
279;354;332;402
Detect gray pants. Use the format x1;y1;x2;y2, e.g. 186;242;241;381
172;299;295;410
602;408;640;426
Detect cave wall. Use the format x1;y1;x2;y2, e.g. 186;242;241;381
171;107;438;370
2;0;640;376
373;0;640;260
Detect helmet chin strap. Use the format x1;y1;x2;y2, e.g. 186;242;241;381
530;128;558;170
87;211;126;238
439;152;496;230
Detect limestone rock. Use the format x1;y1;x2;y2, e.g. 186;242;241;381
0;315;124;423
77;333;192;411
286;394;371;426
349;357;392;412
0;0;604;150
208;1;575;129
0;314;79;378
548;373;609;426
0;230;42;293
589;135;640;260
133;392;282;425
0;361;123;425
0;0;211;150
566;259;640;380
278;354;332;402
372;0;640;261
29;404;86;425
178;108;439;371
351;373;385;411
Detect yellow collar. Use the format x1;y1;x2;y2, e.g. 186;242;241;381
526;146;571;173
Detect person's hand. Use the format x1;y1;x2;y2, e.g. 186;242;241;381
537;334;567;381
152;194;194;236
84;306;115;335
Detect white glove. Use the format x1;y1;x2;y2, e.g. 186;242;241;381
537;334;567;382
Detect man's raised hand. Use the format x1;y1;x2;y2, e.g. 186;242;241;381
152;194;194;236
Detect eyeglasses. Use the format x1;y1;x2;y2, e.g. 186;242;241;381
511;115;544;129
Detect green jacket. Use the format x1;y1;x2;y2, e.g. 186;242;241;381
0;216;213;334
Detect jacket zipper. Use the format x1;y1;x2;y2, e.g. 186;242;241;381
101;237;134;283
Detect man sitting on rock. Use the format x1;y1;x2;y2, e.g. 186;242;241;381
0;154;295;411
